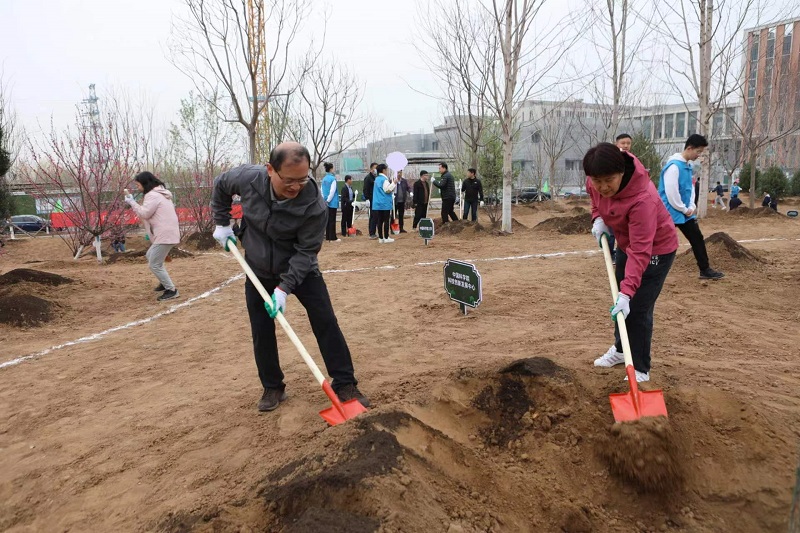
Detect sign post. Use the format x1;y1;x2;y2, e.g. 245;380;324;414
418;217;434;245
443;259;482;315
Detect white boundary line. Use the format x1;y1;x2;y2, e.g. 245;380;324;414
1;236;795;370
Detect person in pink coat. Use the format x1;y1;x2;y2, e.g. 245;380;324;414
124;172;181;301
584;143;679;383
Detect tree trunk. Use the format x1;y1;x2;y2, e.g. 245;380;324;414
748;152;757;208
500;0;514;234
248;128;257;164
502;123;513;232
696;0;713;218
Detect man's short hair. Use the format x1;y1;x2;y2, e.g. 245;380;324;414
439;162;448;170
369;162;378;169
420;170;429;176
345;175;352;181
685;134;709;149
468;168;477;174
615;133;632;141
269;144;311;171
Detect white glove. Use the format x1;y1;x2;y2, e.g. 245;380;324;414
269;287;287;317
610;293;630;321
480;201;485;207
591;217;611;248
124;194;135;205
213;225;236;251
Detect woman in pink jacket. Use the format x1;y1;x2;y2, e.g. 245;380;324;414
125;172;181;302
584;143;679;383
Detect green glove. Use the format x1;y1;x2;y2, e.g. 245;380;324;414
144;234;150;242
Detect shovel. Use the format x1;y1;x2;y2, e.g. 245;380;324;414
390;193;400;234
600;234;668;422
226;239;367;426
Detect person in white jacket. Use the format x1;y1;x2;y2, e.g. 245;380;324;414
124;172;181;301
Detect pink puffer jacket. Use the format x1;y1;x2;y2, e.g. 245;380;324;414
129;186;180;245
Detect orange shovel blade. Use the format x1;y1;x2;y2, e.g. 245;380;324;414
610;389;668;422
347;228;357;235
320;399;368;426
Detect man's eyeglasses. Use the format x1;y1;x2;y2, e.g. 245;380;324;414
275;170;311;187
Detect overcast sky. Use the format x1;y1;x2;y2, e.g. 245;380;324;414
1;0;444;142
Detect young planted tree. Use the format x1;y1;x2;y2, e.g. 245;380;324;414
0;74;18;221
479;126;505;223
629;131;663;183
22;93;147;261
166;90;238;236
169;0;313;163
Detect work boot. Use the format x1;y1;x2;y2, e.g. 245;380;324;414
699;268;725;280
157;289;179;301
154;283;166;292
336;383;371;408
258;387;288;412
594;345;624;367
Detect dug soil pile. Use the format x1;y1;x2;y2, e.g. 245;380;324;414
106;247;194;264
0;294;56;327
183;231;218;251
434;219;528;237
726;206;785;218
0;268;73;286
534;213;592;235
675;232;765;273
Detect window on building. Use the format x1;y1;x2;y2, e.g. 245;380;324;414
688;111;698;134
750;37;759;61
713;111;724;136
675;112;686;138
654;115;663;139
767;28;776;58
531;131;541;143
783;23;793;56
565;159;582;171
432;141;439;151
641;116;652;139
664;113;674;138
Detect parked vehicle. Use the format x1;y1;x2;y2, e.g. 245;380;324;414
561;187;590;199
10;215;51;233
513;187;551;203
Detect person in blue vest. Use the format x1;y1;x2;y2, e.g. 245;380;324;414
731;181;741;198
658;134;724;280
321;162;340;242
372;163;396;243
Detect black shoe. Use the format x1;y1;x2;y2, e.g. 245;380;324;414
336;383;371;408
699;268;725;280
258;387;288;412
157;289;179;301
369;235;378;240
154;283;166;292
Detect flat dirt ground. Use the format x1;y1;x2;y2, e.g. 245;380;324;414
1;197;799;533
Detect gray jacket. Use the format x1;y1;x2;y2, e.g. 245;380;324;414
211;164;326;295
433;171;456;200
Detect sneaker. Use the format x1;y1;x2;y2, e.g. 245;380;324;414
384;237;395;243
157;289;179;301
154;283;166;292
257;387;288;412
334;238;342;242
369;235;378;240
624;371;650;383
699;268;725;280
378;238;386;243
594;345;624;367
336;383;371;408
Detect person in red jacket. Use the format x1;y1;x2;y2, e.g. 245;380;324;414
584;143;679;383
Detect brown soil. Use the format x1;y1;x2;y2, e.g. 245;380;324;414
0;294;55;326
183;231;218;251
0;268;73;286
1;210;799;533
727;206;784;218
675;231;765;272
435;218;528;238
106;246;194;264
534;213;593;235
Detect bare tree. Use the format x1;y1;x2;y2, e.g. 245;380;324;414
169;0;313;164
651;0;769;217
22;92;148;261
293;57;369;176
528;100;581;197
482;0;584;233
0;73;17;221
416;0;494;171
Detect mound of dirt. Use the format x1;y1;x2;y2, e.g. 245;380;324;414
676;232;764;272
0;268;73;286
106;247;193;264
598;417;686;492
434;218;527;237
570;206;588;215
0;294;55;326
727;206;784;218
182;231;217;251
533;213;592;235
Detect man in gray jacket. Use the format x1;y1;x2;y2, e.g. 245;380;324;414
433;162;458;224
211;142;370;412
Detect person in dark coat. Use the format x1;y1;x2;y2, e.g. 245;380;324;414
394;169;411;233
433;162;458;223
363;163;378;238
340;175;355;236
461;168;484;222
412;171;431;229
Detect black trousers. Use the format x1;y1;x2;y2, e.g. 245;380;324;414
413;204;427;228
244;273;356;392
394;201;405;231
341;205;353;236
368;203;378;236
675;219;709;271
613;249;676;373
326;207;338;241
376;210;391;239
441;198;458;222
463;199;478;221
